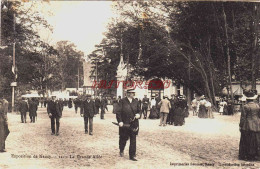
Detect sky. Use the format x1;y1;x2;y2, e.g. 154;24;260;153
36;1;116;57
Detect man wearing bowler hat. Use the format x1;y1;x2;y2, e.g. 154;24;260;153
81;94;95;135
116;88;141;161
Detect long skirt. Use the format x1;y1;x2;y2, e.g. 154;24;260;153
208;107;214;118
198;105;208;118
227;105;233;115
173;108;185;126
149;107;158;119
239;130;260;160
0;116;9;150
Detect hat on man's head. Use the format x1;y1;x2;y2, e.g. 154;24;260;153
126;89;135;93
85;94;91;97
244;89;258;100
178;95;184;99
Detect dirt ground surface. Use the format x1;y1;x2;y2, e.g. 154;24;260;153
0;106;259;169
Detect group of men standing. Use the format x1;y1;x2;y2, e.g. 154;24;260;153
45;95;108;136
18;97;39;123
94;96;108;119
157;95;188;126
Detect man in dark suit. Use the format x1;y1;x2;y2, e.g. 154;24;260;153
141;95;149;119
100;96;108;120
19;97;29;123
73;98;80;114
58;98;64;113
47;96;62;136
116;89;141;161
81;94;95;135
94;97;101;115
29;98;38;123
155;94;161;119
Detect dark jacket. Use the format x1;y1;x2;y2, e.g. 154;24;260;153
155;97;161;109
240;102;260;132
100;98;107;110
142;98;149;108
29;101;38;116
116;97;141;135
58;100;64;112
95;98;101;108
81;99;96;118
47;100;62;118
19;100;29;113
74;99;80;108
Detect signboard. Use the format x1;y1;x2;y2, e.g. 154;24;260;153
10;82;17;87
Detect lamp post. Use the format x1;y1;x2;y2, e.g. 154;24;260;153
11;13;16;112
92;57;99;97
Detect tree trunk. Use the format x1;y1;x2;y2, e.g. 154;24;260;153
252;4;260;90
222;3;234;108
206;36;217;106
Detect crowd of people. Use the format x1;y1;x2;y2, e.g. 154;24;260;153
112;94;189;127
3;89;260;163
8;95;109;137
191;95;214;119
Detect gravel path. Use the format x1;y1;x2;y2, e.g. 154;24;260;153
0;107;259;169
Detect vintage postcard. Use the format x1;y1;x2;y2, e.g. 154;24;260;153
0;0;259;168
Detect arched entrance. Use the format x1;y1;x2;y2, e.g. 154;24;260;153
148;79;164;99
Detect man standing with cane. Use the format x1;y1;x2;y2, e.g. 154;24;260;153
116;89;141;161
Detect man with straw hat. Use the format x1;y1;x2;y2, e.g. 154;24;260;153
116;88;141;161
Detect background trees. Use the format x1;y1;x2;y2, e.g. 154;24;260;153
0;1;84;99
92;1;260;105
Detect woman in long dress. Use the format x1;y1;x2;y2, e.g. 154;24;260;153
219;99;227;115
198;96;208;118
206;99;214;119
173;96;187;126
239;90;260;161
149;98;158;119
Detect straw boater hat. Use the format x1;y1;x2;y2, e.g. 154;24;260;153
126;88;135;93
244;90;258;100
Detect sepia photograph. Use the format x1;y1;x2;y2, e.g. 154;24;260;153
0;0;260;168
